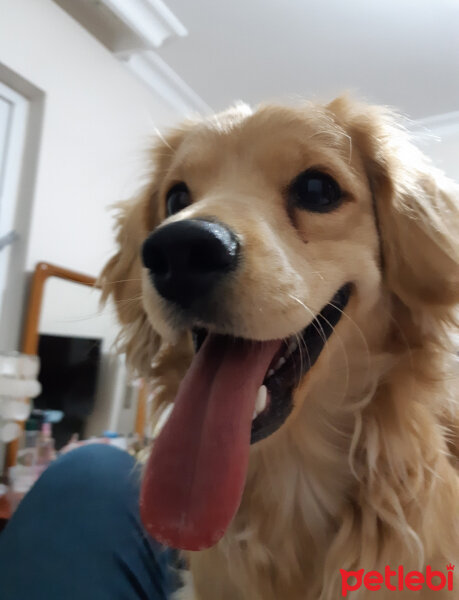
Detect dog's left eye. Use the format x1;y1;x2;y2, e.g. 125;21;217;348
289;170;342;213
166;183;191;216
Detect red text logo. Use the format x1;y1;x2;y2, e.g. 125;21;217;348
340;564;454;596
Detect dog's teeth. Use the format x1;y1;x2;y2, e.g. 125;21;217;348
255;385;267;415
287;340;298;356
253;385;268;419
153;403;173;438
275;357;286;370
267;369;274;377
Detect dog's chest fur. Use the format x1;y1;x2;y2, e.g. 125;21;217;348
172;349;459;600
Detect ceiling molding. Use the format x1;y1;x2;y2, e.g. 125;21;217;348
120;50;211;116
54;0;210;116
98;0;187;49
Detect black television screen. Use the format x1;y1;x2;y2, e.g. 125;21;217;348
35;334;102;448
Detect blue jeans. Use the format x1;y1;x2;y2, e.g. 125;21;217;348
0;445;180;599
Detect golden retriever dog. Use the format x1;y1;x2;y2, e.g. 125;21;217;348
100;96;459;599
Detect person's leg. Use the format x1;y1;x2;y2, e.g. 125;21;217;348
0;444;180;600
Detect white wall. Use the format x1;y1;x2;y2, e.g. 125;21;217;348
0;0;184;461
0;0;183;357
0;0;179;279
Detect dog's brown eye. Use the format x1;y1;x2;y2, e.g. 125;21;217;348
289;170;342;213
166;183;191;216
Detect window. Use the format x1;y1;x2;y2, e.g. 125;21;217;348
0;82;28;325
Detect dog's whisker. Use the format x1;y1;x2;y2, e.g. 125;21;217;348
287;295;328;346
153;127;174;151
152;151;176;159
342;131;353;164
287;295;343;387
111;296;143;307
309;270;326;281
288;294;356;412
314;304;352;408
103;278;143;285
287;294;337;390
295;331;309;384
327;300;371;373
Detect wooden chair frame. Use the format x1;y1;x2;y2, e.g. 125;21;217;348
6;262;146;468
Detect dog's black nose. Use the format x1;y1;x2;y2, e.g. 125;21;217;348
142;219;239;308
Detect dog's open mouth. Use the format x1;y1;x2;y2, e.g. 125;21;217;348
140;284;351;551
192;283;351;444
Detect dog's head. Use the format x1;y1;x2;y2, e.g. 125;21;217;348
100;97;459;550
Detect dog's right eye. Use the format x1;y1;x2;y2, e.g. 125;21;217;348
166;183;191;216
289;170;343;213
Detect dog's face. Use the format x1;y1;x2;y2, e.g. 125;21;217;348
141;103;383;440
143;103;379;337
100;97;459;551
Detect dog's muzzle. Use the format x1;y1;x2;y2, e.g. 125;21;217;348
142;219;239;309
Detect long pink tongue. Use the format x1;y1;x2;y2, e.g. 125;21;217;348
140;334;280;550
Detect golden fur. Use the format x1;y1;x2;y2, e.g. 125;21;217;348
100;97;459;599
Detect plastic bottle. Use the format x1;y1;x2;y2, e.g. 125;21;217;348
35;422;56;475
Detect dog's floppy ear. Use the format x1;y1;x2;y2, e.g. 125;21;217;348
98;186;162;378
329;97;459;322
98;184;193;427
98;124;195;393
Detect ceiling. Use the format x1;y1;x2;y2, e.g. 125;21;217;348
154;0;459;119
